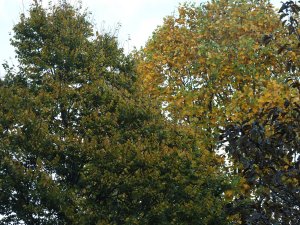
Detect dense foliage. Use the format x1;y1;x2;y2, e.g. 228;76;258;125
0;1;230;224
222;97;300;224
137;0;300;224
137;0;288;150
1;0;299;224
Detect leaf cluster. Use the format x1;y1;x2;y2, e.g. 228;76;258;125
0;1;231;224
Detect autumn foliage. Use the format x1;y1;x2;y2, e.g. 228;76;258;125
0;0;300;224
137;0;300;223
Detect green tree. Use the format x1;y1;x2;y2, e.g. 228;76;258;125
0;1;231;224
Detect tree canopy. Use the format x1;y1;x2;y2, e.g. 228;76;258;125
1;0;299;224
137;0;298;149
137;0;300;223
0;1;231;224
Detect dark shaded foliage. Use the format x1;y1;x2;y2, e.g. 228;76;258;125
221;97;300;224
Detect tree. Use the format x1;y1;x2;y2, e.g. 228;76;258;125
136;0;290;150
218;0;300;223
137;0;300;223
221;86;300;224
0;1;231;224
275;0;300;92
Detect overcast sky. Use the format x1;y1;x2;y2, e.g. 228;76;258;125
0;0;281;77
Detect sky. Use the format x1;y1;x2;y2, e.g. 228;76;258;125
0;0;281;77
0;0;200;77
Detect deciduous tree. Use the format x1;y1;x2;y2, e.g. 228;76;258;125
221;87;300;224
0;1;231;224
137;0;300;223
137;0;289;150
